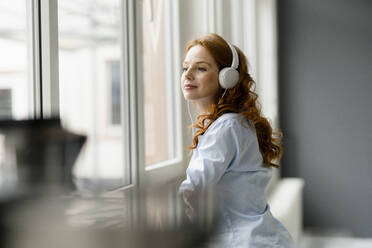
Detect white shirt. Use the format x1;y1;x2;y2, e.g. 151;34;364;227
179;113;294;247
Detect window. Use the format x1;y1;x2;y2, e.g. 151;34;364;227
0;0;33;120
58;0;130;190
142;0;171;166
140;0;183;184
0;89;12;119
0;0;184;191
108;60;121;126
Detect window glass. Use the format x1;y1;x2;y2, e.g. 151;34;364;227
58;0;128;190
108;61;121;125
143;0;177;167
0;89;12;118
0;0;32;120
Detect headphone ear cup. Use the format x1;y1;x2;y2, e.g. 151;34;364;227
219;67;239;89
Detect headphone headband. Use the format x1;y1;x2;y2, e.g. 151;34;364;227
227;42;239;69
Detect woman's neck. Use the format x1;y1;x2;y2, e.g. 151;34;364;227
195;102;212;115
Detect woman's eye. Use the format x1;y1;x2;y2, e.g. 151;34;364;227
182;67;188;72
198;67;206;71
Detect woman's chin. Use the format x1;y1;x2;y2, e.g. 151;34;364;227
183;93;199;101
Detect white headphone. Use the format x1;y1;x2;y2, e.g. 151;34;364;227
218;42;240;89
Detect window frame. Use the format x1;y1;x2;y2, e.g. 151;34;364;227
29;0;42;119
122;0;137;189
134;0;184;187
40;0;60;119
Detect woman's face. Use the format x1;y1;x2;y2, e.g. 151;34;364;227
181;45;220;108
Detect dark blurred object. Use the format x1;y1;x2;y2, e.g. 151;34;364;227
0;118;86;247
0;118;86;197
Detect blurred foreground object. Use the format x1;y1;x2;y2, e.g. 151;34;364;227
0;119;218;248
1;184;217;248
0;118;86;195
0;118;86;247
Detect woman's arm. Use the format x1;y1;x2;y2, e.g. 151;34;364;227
178;119;239;217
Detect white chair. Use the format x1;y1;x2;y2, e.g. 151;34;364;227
267;177;305;244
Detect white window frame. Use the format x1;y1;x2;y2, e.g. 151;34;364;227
122;0;137;189
28;0;42;119
40;0;60;119
134;0;184;187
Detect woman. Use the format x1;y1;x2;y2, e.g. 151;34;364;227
178;33;294;247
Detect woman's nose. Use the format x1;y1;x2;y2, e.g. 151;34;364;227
184;68;194;80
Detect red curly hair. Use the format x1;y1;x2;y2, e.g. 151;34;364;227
185;33;282;168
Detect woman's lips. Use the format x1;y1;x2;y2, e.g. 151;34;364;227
184;84;197;90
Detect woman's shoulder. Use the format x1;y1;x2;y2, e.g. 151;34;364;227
206;113;253;136
213;113;250;129
215;112;240;122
